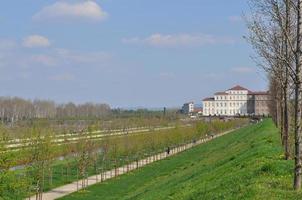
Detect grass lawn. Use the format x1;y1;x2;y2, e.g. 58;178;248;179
60;119;302;200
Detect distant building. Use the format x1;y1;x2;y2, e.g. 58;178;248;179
182;102;194;114
192;108;203;115
202;97;215;116
253;92;270;116
202;85;270;116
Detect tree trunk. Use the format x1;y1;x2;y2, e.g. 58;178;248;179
283;84;290;159
283;0;290;160
294;0;302;190
276;98;280;128
280;97;284;144
294;78;302;190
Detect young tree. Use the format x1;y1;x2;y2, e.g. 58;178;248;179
0;125;30;199
75;130;89;189
27;126;54;199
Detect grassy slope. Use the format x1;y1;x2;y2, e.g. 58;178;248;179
60;120;302;200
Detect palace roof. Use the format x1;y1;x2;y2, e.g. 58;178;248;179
202;97;215;101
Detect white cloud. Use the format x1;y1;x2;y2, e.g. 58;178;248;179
231;67;255;73
49;73;75;81
0;41;111;70
23;35;51;48
23;49;110;68
55;48;111;64
0;36;112;82
122;33;235;47
33;1;108;22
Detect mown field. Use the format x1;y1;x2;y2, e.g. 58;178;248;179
60;119;302;200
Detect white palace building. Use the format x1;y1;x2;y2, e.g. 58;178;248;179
202;85;270;116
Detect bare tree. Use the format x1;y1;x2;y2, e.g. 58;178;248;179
247;0;302;190
293;0;302;190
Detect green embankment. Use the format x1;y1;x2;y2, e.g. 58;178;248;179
60;119;302;200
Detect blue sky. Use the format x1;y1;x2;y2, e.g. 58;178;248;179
0;0;267;108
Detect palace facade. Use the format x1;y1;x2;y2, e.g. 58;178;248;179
202;85;270;116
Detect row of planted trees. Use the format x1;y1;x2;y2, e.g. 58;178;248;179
0;118;247;199
247;0;302;190
2;114;177;139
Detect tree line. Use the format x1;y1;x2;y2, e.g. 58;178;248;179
247;0;302;190
0;97;111;123
0;118;247;199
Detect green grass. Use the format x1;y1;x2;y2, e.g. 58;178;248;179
60;119;302;200
19;124;205;194
24;120;243;194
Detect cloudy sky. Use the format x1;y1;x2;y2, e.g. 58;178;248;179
0;0;266;108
